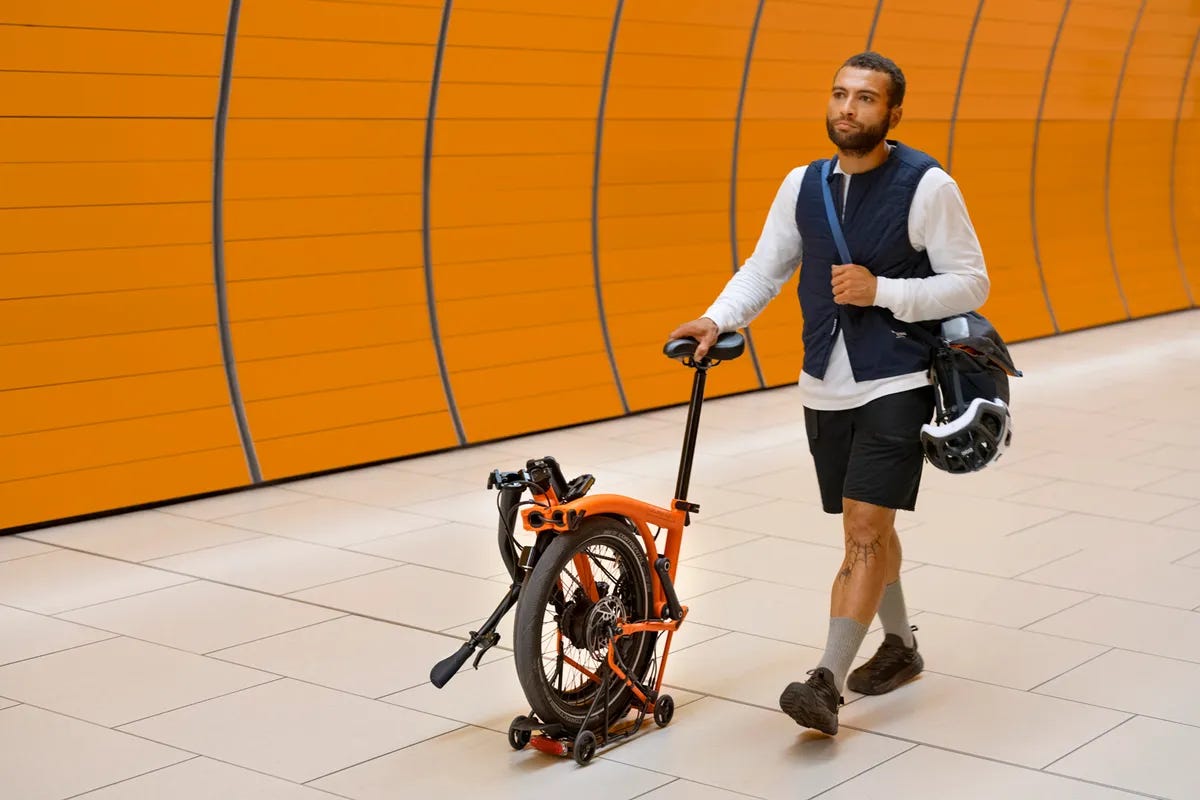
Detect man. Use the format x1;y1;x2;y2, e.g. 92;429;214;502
670;52;989;735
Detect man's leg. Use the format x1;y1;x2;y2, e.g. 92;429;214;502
841;389;931;696
781;389;931;733
780;407;857;735
809;499;895;691
780;499;894;735
830;499;896;624
874;527;915;647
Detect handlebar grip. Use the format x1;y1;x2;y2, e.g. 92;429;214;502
430;642;475;688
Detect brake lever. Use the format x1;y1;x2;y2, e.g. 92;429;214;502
471;630;501;669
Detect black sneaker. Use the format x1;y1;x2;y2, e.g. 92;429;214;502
847;630;923;696
779;667;843;735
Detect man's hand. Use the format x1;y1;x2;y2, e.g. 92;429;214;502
668;317;719;359
831;264;877;306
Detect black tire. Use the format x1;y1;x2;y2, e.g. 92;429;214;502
573;729;597;766
507;717;531;750
653;694;674;728
514;517;654;734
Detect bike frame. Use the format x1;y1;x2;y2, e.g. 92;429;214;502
519;360;713;710
429;339;742;754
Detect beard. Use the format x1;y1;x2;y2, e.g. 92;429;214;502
825;116;890;157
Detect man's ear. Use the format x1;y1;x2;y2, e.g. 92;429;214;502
890;105;903;130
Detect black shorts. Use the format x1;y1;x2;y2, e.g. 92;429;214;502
804;386;935;514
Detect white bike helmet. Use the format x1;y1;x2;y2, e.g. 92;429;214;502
921;395;1012;474
919;313;1021;474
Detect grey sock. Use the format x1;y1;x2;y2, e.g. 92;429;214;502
816;617;868;693
878;581;915;647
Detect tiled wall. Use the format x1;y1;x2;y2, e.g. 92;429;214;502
2;0;1198;528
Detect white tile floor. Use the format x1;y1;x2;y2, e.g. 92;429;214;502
2;309;1199;799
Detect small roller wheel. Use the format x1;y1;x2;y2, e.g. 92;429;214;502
653;694;675;728
507;716;532;750
573;729;598;766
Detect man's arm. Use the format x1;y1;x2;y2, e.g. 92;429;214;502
700;167;807;332
872;170;990;322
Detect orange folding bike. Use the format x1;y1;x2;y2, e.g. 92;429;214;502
431;332;746;765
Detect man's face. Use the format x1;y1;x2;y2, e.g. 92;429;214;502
825;67;900;156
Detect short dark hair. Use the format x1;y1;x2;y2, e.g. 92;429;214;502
840;52;906;108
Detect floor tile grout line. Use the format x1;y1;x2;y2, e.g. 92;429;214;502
1152;499;1200;526
1025;647;1115;693
171;492;316;523
1039;772;1169;800
79;618;492;714
113;676;287;729
3;698;219;767
336;518;501;554
0;544;69;564
1170;539;1200;566
0;632;123;670
57;755;206;800
25;545;485;651
680;576;754;602
600;689;1162;798
660;627;1200;730
697;531;842;556
993;495;1194;525
20;527;276;566
802;744;920;799
201;613;356;658
1019;594;1099;631
605;755;768;800
301;723;472;786
1039;713;1138;771
998;508;1073;538
1010;548;1086;578
83;728;359;800
627;778;686;800
1129;464;1190;493
160;492;315;519
1012;577;1200;614
15;537;438;630
266;562;402;596
47;579;202;618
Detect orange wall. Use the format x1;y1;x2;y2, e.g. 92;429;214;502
2;0;1198;529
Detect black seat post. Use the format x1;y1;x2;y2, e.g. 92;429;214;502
673;363;708;504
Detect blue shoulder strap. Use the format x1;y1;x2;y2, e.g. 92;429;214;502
820;157;852;265
821;155;946;352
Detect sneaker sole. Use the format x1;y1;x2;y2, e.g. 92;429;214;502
779;683;838;735
846;654;924;696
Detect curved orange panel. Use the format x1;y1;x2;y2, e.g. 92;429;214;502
599;0;762;410
1035;0;1142;332
7;0;1200;531
224;0;458;481
870;1;979;166
1177;31;1200;297
0;3;246;530
734;1;876;387
1110;2;1200;317
949;0;1064;341
430;2;626;441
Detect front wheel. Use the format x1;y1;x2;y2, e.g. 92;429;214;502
513;517;654;734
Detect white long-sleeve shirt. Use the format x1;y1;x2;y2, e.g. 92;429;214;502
703;153;990;410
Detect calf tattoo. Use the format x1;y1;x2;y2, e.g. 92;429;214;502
838;530;883;584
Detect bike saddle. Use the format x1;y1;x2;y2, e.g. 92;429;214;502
663;332;745;362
